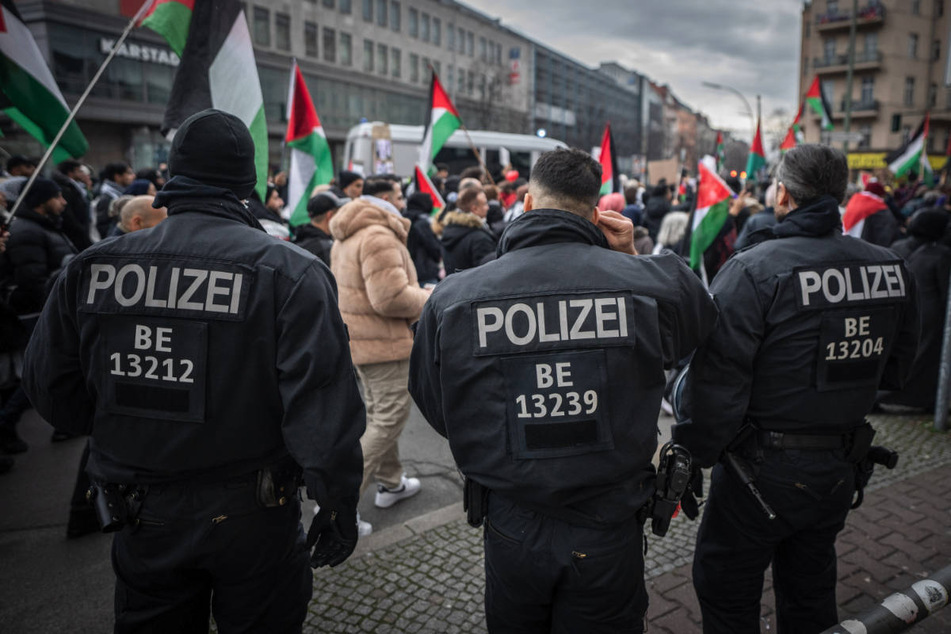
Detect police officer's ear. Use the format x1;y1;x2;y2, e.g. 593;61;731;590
776;182;791;210
523;192;534;212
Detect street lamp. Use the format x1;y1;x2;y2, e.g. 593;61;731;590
702;81;757;140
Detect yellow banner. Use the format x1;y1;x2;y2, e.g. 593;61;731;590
848;153;945;170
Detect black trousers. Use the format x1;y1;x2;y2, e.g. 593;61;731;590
483;493;648;633
111;475;312;634
692;449;856;634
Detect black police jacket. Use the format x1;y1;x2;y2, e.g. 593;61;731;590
409;208;718;527
675;196;920;468
21;177;366;506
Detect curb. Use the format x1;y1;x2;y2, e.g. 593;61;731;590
352;502;466;557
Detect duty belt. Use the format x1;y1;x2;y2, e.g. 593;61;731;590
756;430;848;450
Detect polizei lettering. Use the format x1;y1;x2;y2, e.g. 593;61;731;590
795;262;907;309
472;293;634;356
80;260;252;319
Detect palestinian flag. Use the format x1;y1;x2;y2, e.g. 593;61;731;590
140;0;192;56
0;0;88;161
285;61;333;227
887;114;928;181
690;159;735;271
414;164;445;215
842;190;888;238
805;76;833;130
715;131;725;171
419;70;462;175
156;0;268;199
598;123;619;196
745;118;766;179
780;104;804;152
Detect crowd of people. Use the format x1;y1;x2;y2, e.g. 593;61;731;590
1;124;949;632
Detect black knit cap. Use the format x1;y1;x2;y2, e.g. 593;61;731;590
338;170;363;189
22;178;62;210
169;109;257;198
407;192;433;212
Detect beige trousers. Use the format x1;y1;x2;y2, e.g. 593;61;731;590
355;358;412;497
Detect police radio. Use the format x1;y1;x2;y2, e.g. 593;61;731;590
651;442;693;537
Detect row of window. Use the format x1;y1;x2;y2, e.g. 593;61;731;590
247;2;505;66
819;76;943;109
819;33;941;62
826;0;943;17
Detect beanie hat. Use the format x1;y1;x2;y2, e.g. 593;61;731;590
22;178;61;210
864;181;887;198
124;179;153;196
168;109;257;198
307;191;350;218
338;170;363;190
407;192;433;213
908;208;949;241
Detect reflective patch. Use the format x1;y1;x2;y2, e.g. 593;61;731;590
100;316;208;423
502;350;613;460
816;307;895;391
793;260;906;310
472;292;634;357
80;257;253;321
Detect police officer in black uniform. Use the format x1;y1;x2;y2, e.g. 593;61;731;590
673;144;920;634
22;109;366;633
409;148;718;632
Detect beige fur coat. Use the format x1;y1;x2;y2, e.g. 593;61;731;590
329;199;429;365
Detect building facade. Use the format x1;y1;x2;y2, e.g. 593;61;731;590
3;0;713;179
800;0;950;171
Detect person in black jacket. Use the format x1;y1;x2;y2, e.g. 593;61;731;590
673;144;920;634
440;186;497;275
52;160;93;251
0;179;78;452
644;182;672;242
880;208;951;410
293;191;348;266
410;148;718;633
403;192;442;286
3;178;77;316
21;110;366;632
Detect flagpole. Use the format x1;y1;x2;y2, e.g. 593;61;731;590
458;123;496;186
8;0;157;219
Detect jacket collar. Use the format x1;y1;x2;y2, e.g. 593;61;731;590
497;208;608;256
154;176;264;231
749;195;842;245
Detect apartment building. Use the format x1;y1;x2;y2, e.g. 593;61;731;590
800;0;949;171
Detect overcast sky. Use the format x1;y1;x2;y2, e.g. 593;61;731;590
461;0;804;142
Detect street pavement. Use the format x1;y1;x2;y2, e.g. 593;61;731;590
1;407;949;633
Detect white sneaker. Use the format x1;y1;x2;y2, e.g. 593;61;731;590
374;474;421;509
357;513;373;537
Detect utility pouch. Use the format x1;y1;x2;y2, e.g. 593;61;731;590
650;442;693;537
256;468;292;508
845;421;876;463
88;482;147;532
463;477;488;528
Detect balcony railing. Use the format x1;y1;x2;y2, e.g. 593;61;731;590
832;99;879;119
816;3;885;30
814;49;883;71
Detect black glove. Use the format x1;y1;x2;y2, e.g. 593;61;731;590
680;468;704;520
306;503;358;569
